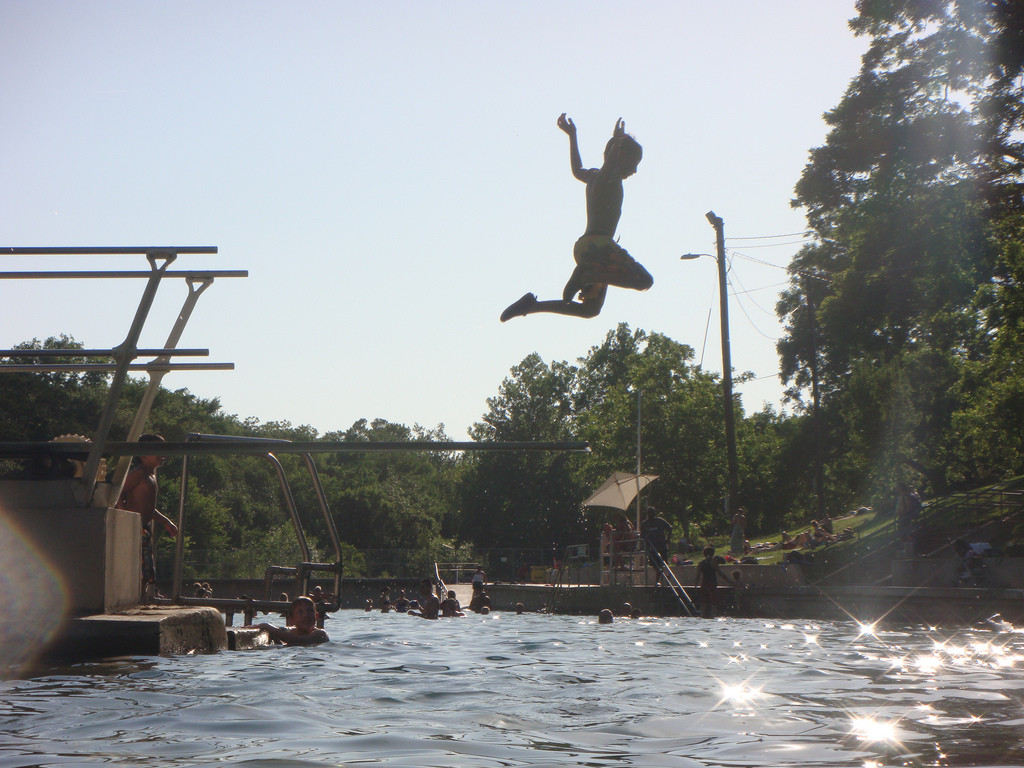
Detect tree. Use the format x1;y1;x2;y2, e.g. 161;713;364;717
461;354;584;549
570;325;732;539
779;0;1024;500
317;418;454;551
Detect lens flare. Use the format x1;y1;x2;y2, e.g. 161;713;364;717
0;507;70;677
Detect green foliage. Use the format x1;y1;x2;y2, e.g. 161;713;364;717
0;326;836;566
0;336;108;442
779;0;1024;507
462;353;583;548
462;324;820;544
571;326;729;538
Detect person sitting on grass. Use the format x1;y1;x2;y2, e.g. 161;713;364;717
254;596;328;646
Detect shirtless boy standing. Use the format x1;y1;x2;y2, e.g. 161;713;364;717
115;433;178;599
501;114;653;321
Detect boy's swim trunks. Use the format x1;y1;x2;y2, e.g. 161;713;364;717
563;235;653;301
142;527;155;584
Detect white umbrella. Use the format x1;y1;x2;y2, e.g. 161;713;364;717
582;471;659;512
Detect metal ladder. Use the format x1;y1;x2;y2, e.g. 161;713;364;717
645;543;697;616
166;433;343;624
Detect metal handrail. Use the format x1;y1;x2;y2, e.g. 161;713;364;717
0;440;591;458
3;246;218;255
1;348;210;357
299;452;343;571
0;270;247;279
171;434;345;609
600;531;646;586
0;363;233;373
435;561;479;584
433;563;449;602
645;544;697;616
0;246;243;505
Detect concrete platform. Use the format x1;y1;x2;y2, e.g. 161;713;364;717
739;585;1024;626
484;582;1024;626
48;606;233;660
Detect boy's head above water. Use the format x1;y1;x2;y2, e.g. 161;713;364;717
288;596;318;632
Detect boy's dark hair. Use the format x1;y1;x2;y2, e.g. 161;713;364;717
703;546;715;557
605;134;642;167
135;433;165;462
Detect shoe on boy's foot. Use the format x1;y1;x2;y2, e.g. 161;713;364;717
500;293;537;322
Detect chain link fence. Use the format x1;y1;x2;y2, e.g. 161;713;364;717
161;546;573;582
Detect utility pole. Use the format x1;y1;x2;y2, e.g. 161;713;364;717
706;211;739;520
635;389;643;531
806;281;825;519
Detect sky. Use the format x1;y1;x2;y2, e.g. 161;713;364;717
1;2;868;439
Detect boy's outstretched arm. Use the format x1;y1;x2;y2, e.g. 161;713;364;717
154;509;178;537
557;113;590;182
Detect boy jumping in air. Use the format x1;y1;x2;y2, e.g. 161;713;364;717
500;114;653;321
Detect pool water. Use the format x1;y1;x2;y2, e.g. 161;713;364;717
2;612;1023;767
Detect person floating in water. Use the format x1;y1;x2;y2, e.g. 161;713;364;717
254;596;329;646
500;114;653;321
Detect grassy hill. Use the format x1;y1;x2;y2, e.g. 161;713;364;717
709;477;1024;586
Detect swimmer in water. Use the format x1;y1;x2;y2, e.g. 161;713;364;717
441;590;465;617
254;596;328;646
408;578;440;619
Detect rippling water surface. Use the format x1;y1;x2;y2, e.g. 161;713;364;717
2;612;1024;767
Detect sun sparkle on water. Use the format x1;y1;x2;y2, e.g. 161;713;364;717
850;716;899;743
855;621;877;638
720;681;763;705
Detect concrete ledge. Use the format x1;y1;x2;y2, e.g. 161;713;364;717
228;627;270;650
740;585;1024;626
489;583;711;615
488;582;1024;626
49;606;228;660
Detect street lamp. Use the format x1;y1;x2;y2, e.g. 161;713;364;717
681;210;739;522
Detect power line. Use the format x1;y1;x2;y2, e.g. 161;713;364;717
730;280;792;296
727;249;793;269
698;300;713;369
727;271;780;342
726;231;811;241
728;248;833;284
726;239;810;249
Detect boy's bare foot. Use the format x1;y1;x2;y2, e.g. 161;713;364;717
500;293;538;322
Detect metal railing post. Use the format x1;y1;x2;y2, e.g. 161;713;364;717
110;276;215;495
81;251;176;503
